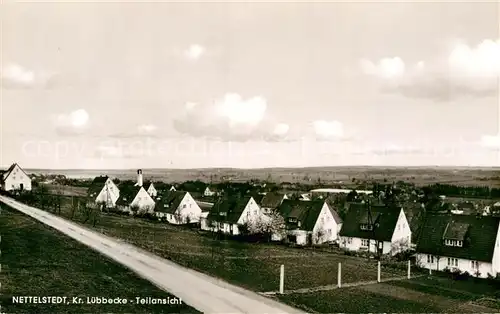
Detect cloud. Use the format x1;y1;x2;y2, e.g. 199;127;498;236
184;44;206;60
480;134;500;150
173;93;288;142
312;120;344;141
108;124;162;139
360;38;500;101
52;109;90;136
1;62;56;89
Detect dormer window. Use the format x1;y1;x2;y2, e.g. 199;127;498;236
219;212;227;216
288;217;297;223
360;223;373;231
444;239;463;247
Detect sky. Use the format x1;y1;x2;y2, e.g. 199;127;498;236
1;1;500;169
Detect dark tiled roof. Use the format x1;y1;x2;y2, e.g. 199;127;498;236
416;213;500;262
1;163;28;183
260;192;286;209
116;183;142;206
154;191;186;214
206;196;252;224
403;202;426;243
251;193;265;204
277;200;330;231
339;203;402;242
87;176;109;198
328;205;343;224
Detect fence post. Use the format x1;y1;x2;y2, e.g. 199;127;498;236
377;261;381;282
407;260;411;279
279;264;285;294
337;262;342;288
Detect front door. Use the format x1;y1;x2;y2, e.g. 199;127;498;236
20;183;24;191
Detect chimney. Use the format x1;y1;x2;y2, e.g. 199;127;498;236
137;169;143;187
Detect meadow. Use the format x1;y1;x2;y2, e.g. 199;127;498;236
0;205;200;314
277;275;500;313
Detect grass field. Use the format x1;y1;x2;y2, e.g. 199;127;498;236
34;199;413;293
276;276;500;313
0;205;200;314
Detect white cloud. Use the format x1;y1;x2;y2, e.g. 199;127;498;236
137;124;158;133
360;57;405;79
184;44;206;60
360;38;500;100
273;123;290;136
53;109;90;136
2;63;35;86
173;93;286;141
312;120;344;140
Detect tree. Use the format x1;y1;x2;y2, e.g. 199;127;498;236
247;211;287;242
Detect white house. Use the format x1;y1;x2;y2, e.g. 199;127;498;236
87;176;120;208
0;163;32;192
339;203;411;256
203;186;221;197
205;196;264;235
276;200;343;245
259;192;288;214
146;182;157;197
154;191;202;224
415;214;500;278
116;170;155;214
169;185;176;192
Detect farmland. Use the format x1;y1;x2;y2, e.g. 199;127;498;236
0;205;200;314
28;166;500;187
276;276;500;313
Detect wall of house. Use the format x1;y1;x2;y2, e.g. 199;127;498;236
130;187;156;214
173;192;202;224
491;222;500;276
204;188;215;197
339;236;391;255
237;197;263;226
416;253;494;278
147;184;157;197
288;229;308;245
95;179;119;207
200;217;210;231
3;165;32;191
390;209;412;254
311;202;341;244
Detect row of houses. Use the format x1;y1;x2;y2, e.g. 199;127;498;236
4;163;500;279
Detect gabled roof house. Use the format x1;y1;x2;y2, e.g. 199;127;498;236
87;176;120;208
339;203;411;255
205;196;262;235
415;213;500;278
277;200;342;245
154;191;201;224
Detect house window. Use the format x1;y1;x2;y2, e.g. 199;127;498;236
457;240;463;247
321;217;324;224
398;224;401;231
253;209;257;215
447;258;458;267
361;239;369;247
471;261;479;269
360;224;373;231
327;229;332;236
347;237;352;244
427;255;434;263
183;204;186;209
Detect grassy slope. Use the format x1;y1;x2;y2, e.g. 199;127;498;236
0;205;200;314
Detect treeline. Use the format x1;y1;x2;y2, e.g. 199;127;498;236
422;184;500;198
